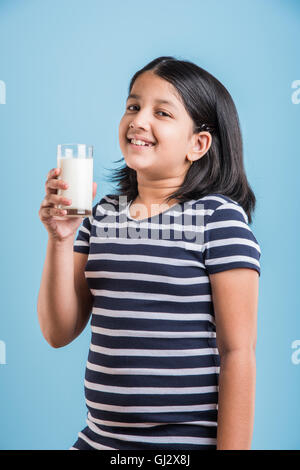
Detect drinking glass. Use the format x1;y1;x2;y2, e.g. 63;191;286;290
57;143;93;217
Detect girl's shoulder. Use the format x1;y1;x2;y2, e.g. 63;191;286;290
98;193;120;205
93;193;120;210
193;192;239;208
91;193;130;220
191;193;249;225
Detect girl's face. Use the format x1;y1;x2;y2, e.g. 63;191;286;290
119;71;201;179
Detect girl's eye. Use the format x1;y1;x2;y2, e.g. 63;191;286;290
157;111;170;117
127;105;138;111
126;105;170;117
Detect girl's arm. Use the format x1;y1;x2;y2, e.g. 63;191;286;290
209;267;259;450
37;239;93;348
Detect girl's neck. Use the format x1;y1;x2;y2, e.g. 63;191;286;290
135;177;183;208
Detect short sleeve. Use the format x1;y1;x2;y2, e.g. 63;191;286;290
203;201;261;276
73;202;98;255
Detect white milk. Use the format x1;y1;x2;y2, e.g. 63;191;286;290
57;156;93;216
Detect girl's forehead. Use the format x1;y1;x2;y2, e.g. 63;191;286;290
130;74;184;109
127;91;180;111
133;72;179;94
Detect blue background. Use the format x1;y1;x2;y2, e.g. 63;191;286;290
0;0;299;450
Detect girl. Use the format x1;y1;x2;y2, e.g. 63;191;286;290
38;56;261;450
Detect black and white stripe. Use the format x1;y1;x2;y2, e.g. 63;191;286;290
71;192;261;450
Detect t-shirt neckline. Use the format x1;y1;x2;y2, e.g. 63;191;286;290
125;199;183;222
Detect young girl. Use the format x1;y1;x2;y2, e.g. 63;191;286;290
38;56;261;450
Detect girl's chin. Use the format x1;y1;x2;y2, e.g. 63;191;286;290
125;160;148;170
125;154;155;166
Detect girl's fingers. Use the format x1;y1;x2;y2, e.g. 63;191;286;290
45;177;68;195
42;194;71;206
92;182;97;199
45;168;62;194
47;168;59;179
40;206;67;220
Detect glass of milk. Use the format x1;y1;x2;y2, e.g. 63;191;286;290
57;143;93;217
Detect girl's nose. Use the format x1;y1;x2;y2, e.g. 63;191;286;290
129;110;152;130
129;120;151;131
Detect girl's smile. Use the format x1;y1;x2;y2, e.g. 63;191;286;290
127;139;157;150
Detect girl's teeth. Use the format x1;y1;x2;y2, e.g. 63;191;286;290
130;139;153;146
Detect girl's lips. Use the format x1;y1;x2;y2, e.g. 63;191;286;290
127;141;156;149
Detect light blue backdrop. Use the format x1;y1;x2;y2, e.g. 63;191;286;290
0;0;299;450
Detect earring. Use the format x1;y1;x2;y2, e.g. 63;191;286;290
187;155;193;165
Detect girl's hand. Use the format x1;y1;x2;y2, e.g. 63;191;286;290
39;167;97;242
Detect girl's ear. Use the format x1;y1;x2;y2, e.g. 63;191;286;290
191;131;212;156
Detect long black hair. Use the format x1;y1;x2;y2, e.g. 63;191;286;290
105;56;257;223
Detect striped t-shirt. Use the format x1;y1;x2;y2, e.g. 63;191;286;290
70;192;261;450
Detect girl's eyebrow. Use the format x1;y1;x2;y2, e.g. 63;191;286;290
126;93;178;110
